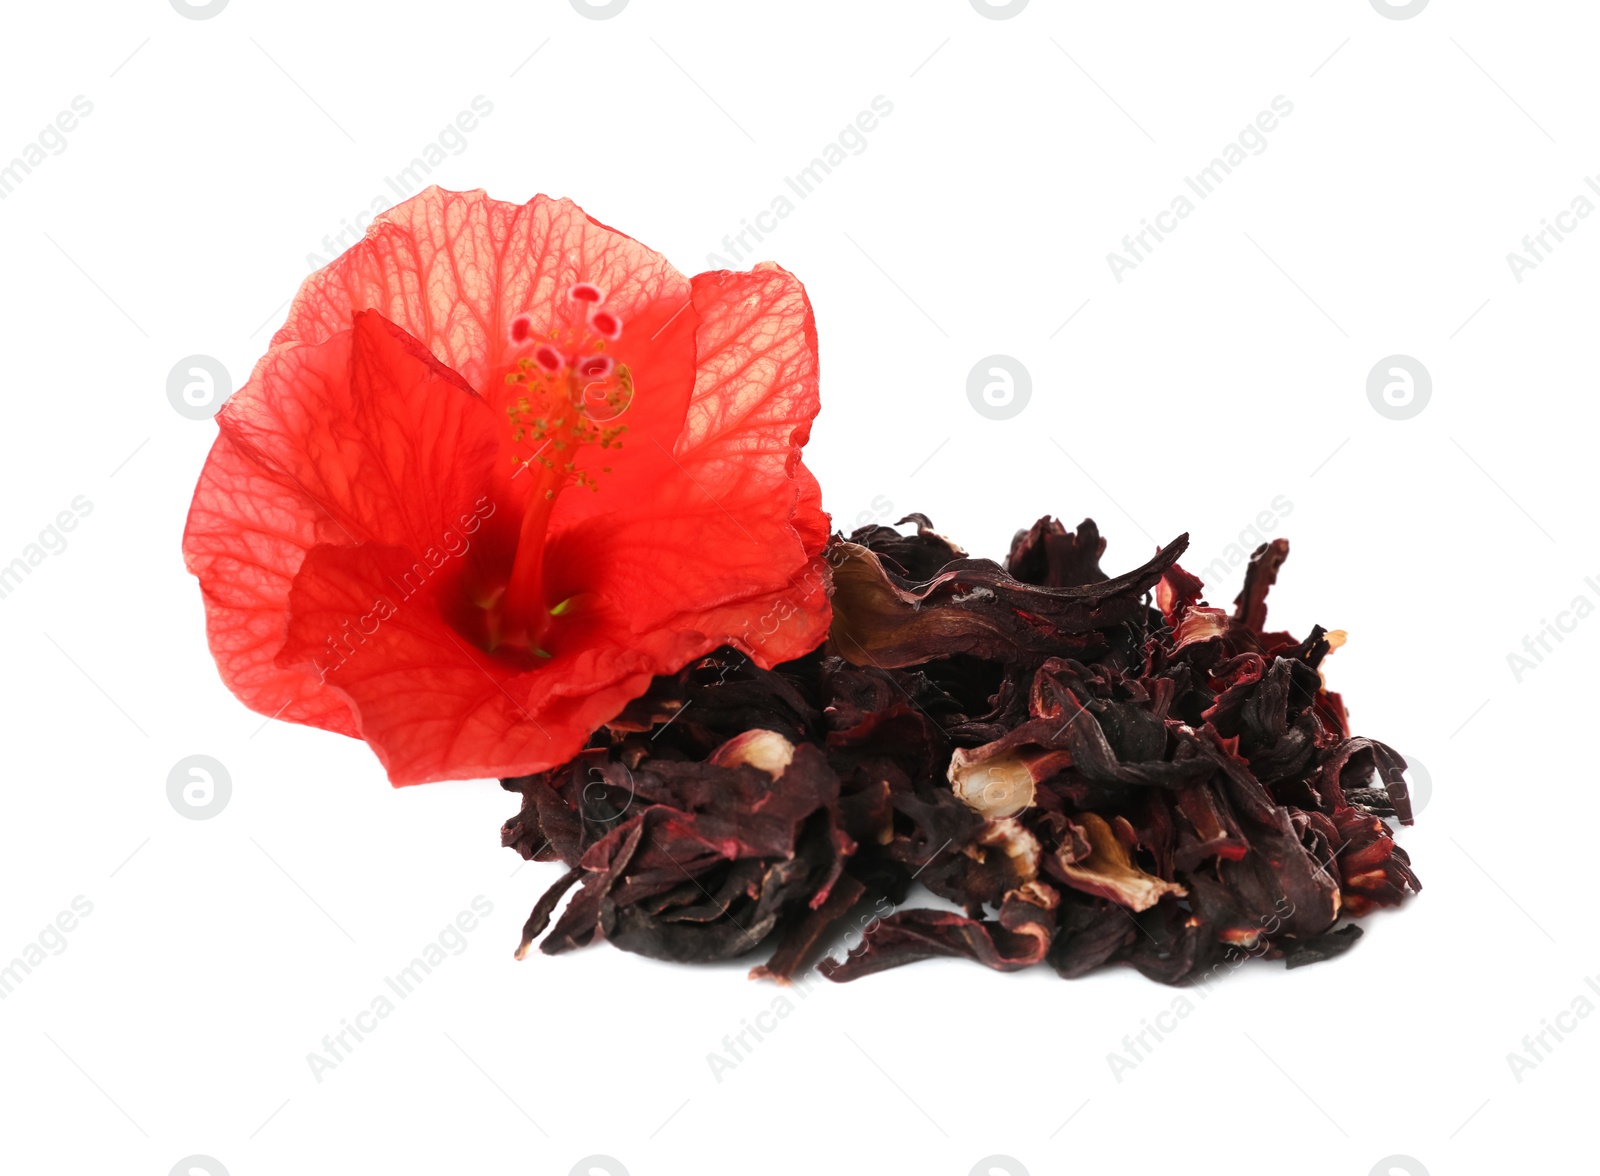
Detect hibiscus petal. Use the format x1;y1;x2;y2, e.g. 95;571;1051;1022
274;187;694;405
679;265;824;513
182;432;357;735
219;311;503;555
276;542;784;784
270;188;706;532
275;542;552;783
186;311;505;735
650;579;833;673
545;264;828;651
791;461;830;558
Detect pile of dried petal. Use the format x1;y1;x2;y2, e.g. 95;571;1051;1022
502;515;1420;985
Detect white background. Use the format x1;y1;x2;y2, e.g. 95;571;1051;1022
0;2;1591;1174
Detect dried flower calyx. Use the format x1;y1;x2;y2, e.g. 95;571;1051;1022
502;514;1420;986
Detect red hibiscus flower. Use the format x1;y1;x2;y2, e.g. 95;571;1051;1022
183;187;830;785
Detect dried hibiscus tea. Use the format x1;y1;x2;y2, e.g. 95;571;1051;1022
504;513;1420;986
182;188;1416;990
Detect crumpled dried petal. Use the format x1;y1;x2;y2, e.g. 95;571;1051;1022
502;514;1422;986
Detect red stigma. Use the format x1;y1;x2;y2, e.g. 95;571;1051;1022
588;308;623;340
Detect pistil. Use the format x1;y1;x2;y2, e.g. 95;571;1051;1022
492;284;632;653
